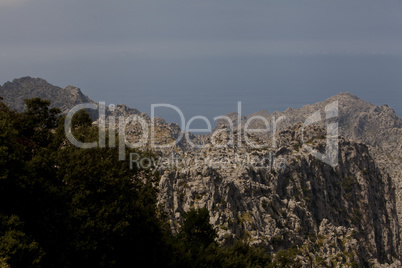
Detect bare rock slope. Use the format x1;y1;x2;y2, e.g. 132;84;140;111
158;125;400;266
218;92;402;248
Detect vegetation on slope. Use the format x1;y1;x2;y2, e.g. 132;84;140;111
0;97;294;267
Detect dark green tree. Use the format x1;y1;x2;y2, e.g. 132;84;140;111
0;215;44;268
71;109;92;128
0;98;47;268
20;98;61;148
179;208;217;249
203;240;272;268
0;98;172;267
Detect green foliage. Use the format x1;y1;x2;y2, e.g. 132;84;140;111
23;98;60;130
274;246;301;267
20;98;61;147
315;256;326;266
71;109;92;128
179;208;217;249
0;98;170;267
0;257;9;268
53;146;165;267
0;101;25;181
0;215;44;268
205;240;272;268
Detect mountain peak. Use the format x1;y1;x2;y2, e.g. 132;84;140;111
336;92;359;98
9;76;52;88
0;77;93;113
328;92;361;102
248;110;270;119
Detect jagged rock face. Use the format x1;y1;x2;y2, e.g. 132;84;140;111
158;125;400;266
215;111;247;130
106;104;141;118
219;92;402;254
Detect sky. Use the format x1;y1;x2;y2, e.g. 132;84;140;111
0;0;401;127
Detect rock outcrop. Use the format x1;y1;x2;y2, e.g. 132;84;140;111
218;92;402;253
0;77;94;114
158;125;400;266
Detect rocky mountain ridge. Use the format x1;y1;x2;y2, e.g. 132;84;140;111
1;77;401;266
0;77;93;114
158;124;400;266
216;92;402;250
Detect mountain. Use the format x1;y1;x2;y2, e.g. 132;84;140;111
158;124;400;266
0;77;94;114
1;77;401;266
0;77;198;155
218;92;402;248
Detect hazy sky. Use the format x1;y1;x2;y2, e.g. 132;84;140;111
0;0;401;125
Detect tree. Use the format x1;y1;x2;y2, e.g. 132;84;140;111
0;215;44;268
71;109;92;128
179;208;217;249
203;240;272;268
20;98;61;148
1;98;172;267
